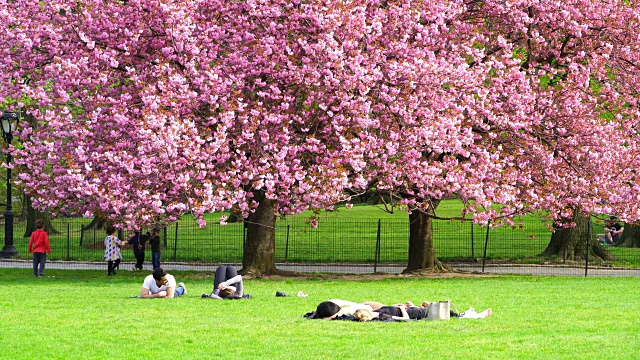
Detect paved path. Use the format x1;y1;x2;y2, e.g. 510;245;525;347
2;259;638;276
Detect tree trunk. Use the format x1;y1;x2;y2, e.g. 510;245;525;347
79;217;105;246
540;212;614;262
405;200;448;272
23;195;61;237
616;222;640;248
241;190;277;275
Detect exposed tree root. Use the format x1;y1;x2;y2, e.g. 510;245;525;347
402;258;452;274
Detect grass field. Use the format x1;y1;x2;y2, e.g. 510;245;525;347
1;268;639;359
7;201;640;267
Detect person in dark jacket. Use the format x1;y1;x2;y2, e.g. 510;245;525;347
148;228;161;270
128;230;150;271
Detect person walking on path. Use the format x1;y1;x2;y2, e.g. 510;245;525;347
28;219;50;277
104;225;124;276
128;230;150;271
148;228;161;270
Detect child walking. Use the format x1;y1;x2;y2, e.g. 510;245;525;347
149;228;161;270
28;219;51;277
104;224;124;276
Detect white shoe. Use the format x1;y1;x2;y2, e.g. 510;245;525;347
132;266;137;271
178;282;187;295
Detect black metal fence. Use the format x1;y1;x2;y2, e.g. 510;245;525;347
1;216;639;276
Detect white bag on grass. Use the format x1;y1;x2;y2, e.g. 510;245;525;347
426;300;451;320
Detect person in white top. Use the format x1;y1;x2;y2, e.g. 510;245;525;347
140;268;187;298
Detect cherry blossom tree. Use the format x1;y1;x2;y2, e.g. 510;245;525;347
470;0;640;260
0;0;358;274
338;0;640;269
2;0;640;274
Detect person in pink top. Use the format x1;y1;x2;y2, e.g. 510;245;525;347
28;219;51;277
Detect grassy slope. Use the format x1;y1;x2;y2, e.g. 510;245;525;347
1;269;639;359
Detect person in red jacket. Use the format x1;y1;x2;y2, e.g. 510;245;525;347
28;219;51;277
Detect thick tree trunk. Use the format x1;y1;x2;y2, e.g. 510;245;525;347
23;195;61;237
79;217;105;246
405;200;448;272
616;223;640;248
540;212;614;262
241;190;277;275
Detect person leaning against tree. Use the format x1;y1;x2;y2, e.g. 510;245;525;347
28;219;51;277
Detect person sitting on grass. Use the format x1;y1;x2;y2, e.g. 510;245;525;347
598;216;624;245
205;265;251;299
602;216;624;246
140;268;187;299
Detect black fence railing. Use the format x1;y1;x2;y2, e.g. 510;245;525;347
2;217;639;276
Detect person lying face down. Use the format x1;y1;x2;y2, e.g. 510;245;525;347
140;268;187;299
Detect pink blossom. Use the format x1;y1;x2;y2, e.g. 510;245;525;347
0;0;639;232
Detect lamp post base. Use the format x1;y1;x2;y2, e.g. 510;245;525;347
0;245;18;258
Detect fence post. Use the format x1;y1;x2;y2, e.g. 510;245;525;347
482;221;490;273
471;222;475;259
284;224;290;262
173;222;178;261
163;227;168;248
374;219;381;274
67;223;70;261
585;220;591;277
242;222;247;258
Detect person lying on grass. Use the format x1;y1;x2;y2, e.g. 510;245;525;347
305;299;492;320
204;265;251;299
140;268;187;299
306;299;376;319
354;302;492;321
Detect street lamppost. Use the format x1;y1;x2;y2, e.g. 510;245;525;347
0;110;19;258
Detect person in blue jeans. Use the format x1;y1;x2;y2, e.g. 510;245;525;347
148;228;161;270
140;268;186;298
28;219;51;277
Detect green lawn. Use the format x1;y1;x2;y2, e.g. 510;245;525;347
0;269;638;359
7;201;640;267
